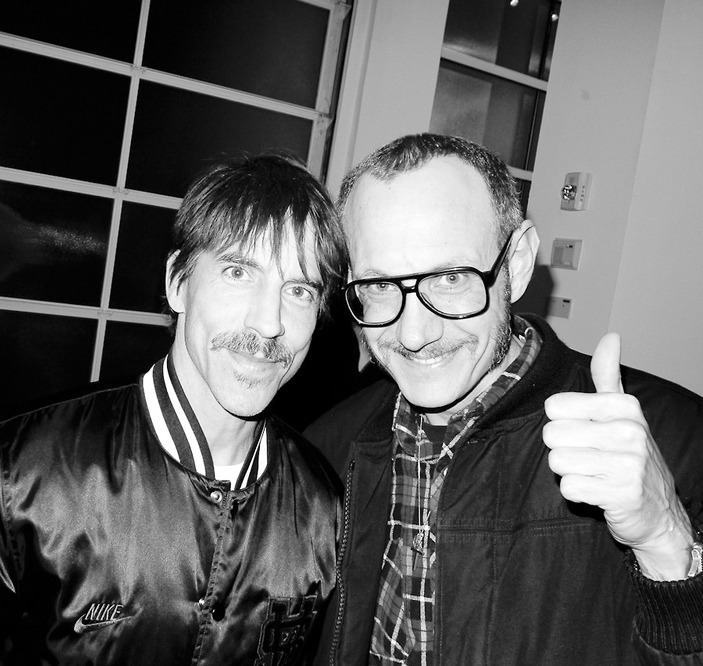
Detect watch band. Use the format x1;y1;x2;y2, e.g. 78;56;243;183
687;542;703;578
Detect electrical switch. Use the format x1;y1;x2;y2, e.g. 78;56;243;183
551;239;582;270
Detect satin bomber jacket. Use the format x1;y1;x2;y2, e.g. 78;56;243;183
306;315;703;666
0;380;339;665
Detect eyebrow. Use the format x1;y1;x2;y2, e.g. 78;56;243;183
217;252;259;268
354;261;478;280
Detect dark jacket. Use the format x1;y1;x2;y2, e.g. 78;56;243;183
305;315;703;665
0;381;339;665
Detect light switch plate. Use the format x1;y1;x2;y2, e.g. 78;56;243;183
548;297;572;319
551;238;582;270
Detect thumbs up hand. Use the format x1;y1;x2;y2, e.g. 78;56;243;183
544;333;693;580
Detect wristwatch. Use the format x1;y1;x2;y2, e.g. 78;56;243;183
687;542;703;578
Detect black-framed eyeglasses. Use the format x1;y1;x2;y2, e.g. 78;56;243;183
344;233;513;327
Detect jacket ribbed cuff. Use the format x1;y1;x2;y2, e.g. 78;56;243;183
625;549;703;655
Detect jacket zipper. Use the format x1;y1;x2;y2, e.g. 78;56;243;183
329;458;355;666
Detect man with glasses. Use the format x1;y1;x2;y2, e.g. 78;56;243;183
306;134;703;665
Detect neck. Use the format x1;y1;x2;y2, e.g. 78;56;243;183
205;417;262;467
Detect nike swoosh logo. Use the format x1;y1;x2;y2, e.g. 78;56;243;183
74;615;130;634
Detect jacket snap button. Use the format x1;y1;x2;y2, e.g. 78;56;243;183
198;597;205;609
211;605;225;621
209;489;223;504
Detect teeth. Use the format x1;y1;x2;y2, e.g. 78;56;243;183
408;352;450;365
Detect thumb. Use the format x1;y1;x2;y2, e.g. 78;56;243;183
591;332;623;393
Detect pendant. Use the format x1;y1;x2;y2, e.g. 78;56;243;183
412;530;426;555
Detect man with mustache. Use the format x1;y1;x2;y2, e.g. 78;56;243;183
0;153;348;665
306;134;703;664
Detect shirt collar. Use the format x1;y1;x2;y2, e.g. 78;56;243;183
141;355;265;487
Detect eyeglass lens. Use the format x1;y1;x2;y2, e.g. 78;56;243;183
348;270;488;324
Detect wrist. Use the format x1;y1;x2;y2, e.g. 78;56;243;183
633;529;702;581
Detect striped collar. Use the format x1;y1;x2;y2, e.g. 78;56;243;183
141;356;265;488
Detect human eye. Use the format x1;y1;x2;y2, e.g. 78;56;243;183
285;282;319;305
222;263;254;283
358;280;396;300
430;270;475;293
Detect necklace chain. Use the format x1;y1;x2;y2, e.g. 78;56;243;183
412;419;429;559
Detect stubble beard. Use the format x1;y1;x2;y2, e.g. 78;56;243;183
488;275;513;371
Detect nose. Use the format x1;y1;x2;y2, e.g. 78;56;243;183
243;283;285;339
393;292;443;352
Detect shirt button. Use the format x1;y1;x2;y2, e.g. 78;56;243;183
209;489;224;504
198;597;206;609
211;605;225;621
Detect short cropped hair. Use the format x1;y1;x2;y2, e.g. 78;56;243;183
338;133;523;245
169;152;348;317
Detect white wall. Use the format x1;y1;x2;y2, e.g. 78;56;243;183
526;0;703;394
524;0;663;354
609;0;703;394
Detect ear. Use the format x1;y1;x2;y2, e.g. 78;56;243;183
165;251;186;314
507;220;540;303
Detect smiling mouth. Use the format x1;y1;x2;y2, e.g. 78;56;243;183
393;343;466;366
406;352;454;366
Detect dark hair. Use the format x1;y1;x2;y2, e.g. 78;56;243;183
338;133;523;244
169;152;348;317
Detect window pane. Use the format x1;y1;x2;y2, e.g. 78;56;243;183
0;0;141;62
126;82;312;197
430;60;544;171
110;203;174;313
443;0;560;80
101;321;173;385
0;48;129;184
0;181;111;306
143;0;328;108
0;310;96;419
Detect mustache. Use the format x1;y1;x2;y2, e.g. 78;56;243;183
369;335;478;362
210;331;293;365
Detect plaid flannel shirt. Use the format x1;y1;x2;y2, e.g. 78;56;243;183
369;317;542;665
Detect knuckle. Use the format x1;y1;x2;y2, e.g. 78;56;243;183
617;450;645;476
609;419;647;448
